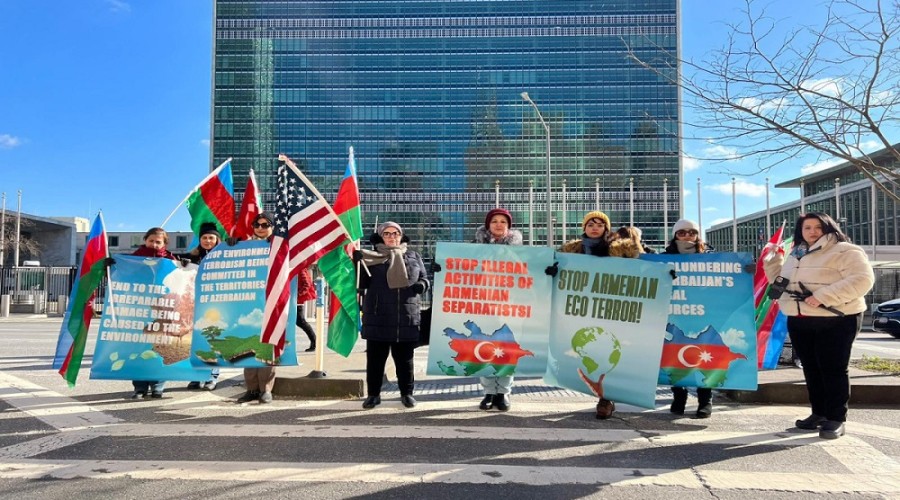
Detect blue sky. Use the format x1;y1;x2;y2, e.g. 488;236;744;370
0;1;887;234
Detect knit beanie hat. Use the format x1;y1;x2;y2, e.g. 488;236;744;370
582;211;610;229
199;222;219;237
378;221;403;235
673;219;700;234
485;208;513;228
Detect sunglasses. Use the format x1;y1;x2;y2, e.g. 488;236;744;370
253;222;272;229
676;230;699;237
382;231;401;237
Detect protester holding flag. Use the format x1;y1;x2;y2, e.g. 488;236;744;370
559;211;619;419
296;267;317;352
129;227;178;399
182;222;222;391
356;222;429;409
665;219;715;418
472;208;523;412
236;212;278;404
763;212;873;440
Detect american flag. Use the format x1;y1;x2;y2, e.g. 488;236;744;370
260;156;349;355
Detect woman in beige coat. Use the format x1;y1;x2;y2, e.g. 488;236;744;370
764;212;873;440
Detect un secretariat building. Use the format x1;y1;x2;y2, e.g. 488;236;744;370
211;1;681;259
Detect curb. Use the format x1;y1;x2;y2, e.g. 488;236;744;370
724;380;900;405
273;375;364;399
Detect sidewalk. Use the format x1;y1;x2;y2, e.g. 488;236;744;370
274;344;900;405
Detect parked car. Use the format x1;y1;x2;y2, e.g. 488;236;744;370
872;298;900;339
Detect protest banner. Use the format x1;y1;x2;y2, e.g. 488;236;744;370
642;252;758;391
91;256;213;381
544;254;674;409
426;242;554;377
190;240;298;368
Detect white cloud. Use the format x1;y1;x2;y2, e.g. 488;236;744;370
709;217;732;227
0;134;21;149
683;188;692;198
800;159;840;175
720;328;749;350
237;308;264;327
800;77;842;97
858;140;881;152
707;179;767;197
735;96;786;113
105;0;131;13
702;143;739;161
200;139;210;147
683;155;701;172
195;313;227;331
703;206;719;212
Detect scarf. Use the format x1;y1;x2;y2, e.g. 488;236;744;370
581;235;609;256
133;245;173;259
360;242;409;289
675;240;698;254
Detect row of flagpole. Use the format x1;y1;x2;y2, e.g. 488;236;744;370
0;190;23;267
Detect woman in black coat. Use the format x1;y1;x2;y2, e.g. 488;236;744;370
357;221;429;409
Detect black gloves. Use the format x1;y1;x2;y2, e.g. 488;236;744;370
670;269;677;279
104;257;116;268
545;262;559;277
225;237;239;246
743;264;756;274
431;261;442;272
180;258;192;267
352;250;364;264
411;282;427;295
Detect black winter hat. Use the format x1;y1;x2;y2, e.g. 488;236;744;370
199;222;219;237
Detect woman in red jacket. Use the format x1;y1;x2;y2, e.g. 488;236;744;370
296;267;317;352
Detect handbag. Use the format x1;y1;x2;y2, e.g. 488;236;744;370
417;307;431;348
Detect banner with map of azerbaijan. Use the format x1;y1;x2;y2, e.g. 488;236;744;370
544;254;674;409
91;256;214;382
426;243;554;377
642;252;758;391
190;240;298;368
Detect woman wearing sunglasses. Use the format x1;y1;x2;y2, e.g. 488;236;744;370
664;219;714;418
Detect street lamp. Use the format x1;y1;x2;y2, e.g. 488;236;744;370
521;91;552;247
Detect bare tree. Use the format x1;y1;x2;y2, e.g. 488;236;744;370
0;217;41;266
628;0;900;201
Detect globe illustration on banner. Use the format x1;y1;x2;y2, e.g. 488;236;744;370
572;326;622;377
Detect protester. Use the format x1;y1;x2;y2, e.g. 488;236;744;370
182;222;221;391
764;212;873;439
296;267;317;352
356;222;429;409
558;211;620;419
664;219;715;418
129;227;177;400
236;212;278;404
472;208;523;411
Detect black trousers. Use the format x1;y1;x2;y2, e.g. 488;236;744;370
296;305;316;346
671;386;711;405
366;339;416;397
787;313;861;422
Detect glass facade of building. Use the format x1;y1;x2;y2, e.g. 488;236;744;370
212;0;681;260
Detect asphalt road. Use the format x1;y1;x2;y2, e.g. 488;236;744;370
0;318;898;499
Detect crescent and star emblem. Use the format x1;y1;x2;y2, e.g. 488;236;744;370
677;345;702;367
473;341;495;362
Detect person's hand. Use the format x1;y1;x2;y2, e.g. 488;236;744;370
180;258;192;267
104;257;116;268
225;237;239;246
743;264;755;274
411;282;426;295
352;250;364;263
544;262;558;277
431;261;442;272
669;269;677;279
804;295;822;308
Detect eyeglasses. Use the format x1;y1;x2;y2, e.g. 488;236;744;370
253;222;272;229
676;230;699;237
382;231;401;237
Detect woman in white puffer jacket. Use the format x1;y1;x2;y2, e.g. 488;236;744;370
763;212;873;440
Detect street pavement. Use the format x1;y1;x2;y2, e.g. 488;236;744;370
0;317;898;499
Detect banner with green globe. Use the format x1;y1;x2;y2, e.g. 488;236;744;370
543;253;674;409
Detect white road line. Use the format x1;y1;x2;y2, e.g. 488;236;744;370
700;469;900;495
0;431;100;460
0;371;120;430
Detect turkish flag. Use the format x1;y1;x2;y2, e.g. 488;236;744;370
231;169;262;239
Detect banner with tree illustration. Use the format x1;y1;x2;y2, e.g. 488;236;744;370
544;254;674;409
190;240;298;368
426;243;554;377
642;252;758;390
90;256;214;381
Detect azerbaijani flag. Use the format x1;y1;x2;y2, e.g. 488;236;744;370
185;159;235;239
231;168;262;240
322;147;364;357
53;213;108;387
754;223;792;369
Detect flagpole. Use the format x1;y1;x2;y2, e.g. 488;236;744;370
765;177;771;236
629;177;634;227
663;178;668;241
561;178;567;242
279;154;353;241
732;177;737;252
14;190;21;267
528;180;534;246
697;177;702;234
0;192;6;266
160;158;233;228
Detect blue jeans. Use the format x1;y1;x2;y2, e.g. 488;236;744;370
132;380;165;394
